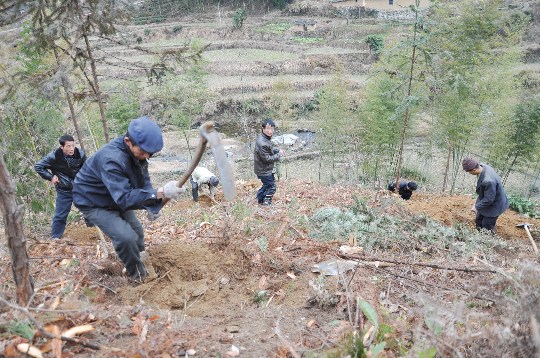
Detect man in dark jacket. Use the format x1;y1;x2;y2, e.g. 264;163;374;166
462;157;509;233
388;180;417;200
35;134;86;240
254;119;284;206
73;116;184;282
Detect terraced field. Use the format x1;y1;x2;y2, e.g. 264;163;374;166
94;8;387;111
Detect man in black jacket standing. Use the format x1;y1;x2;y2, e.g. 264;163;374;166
462;157;509;233
254;119;284;206
35;134;86;240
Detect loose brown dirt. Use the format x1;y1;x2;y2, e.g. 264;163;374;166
406;193;540;240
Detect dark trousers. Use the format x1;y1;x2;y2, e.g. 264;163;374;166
51;188;73;238
475;213;499;233
79;207;146;280
256;174;276;204
190;177;199;202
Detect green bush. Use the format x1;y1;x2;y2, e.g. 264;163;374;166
232;8;247;30
107;84;140;137
308;201;509;258
508;195;540;218
172;25;183;33
365;34;384;54
243;98;265;114
1;87;63;219
399;166;428;183
232;202;252;220
272;0;288;10
146;64;213;128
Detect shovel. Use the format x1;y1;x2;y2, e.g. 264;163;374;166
516;223;539;253
162;121;236;207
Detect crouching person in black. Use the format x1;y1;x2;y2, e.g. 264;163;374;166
388;180;418;200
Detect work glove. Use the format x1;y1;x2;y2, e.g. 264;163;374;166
163;180;185;200
146;210;161;221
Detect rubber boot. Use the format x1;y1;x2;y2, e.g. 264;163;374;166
263;195;273;206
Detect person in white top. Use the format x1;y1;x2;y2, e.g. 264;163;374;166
190;167;220;202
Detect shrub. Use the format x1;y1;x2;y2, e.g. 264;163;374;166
232;8;247;30
365;34;384;54
272;0;288;10
399;166;428;183
172;25;183;34
508;195;540;218
107;84;140;136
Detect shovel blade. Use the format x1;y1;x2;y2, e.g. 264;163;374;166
201;129;236;201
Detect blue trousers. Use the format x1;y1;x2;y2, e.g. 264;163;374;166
79;208;146;280
256;174;276;204
51;188;73;238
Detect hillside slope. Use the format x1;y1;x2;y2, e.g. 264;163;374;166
1;179;539;357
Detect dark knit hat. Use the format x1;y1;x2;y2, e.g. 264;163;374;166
462;157;479;171
209;176;219;187
408;181;418;191
127;116;163;154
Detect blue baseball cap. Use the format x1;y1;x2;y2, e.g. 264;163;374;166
127;116;163;154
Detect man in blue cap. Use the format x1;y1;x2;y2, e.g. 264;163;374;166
73;116;184;283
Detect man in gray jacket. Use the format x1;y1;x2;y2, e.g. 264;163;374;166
462;157;509;233
254;119;284;206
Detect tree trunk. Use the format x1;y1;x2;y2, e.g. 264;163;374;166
395;3;420;190
442;145;452;193
53;46;85;151
331;135;337;184
450;147;465;194
502;155;518;185
0;152;34;305
82;31;109;142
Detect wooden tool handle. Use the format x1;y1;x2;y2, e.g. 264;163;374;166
161;123;213;207
524;226;539;253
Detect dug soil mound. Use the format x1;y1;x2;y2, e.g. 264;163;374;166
406;193;540;240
